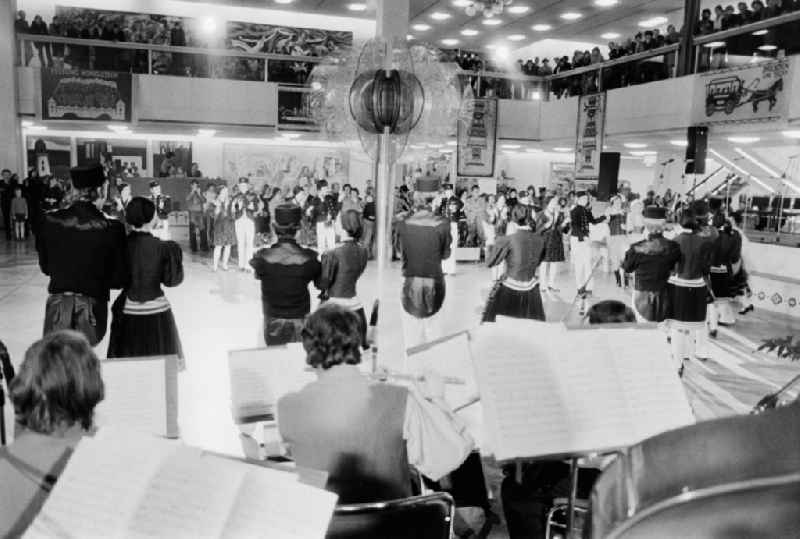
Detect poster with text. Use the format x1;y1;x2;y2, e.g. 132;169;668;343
457;98;498;178
575;93;605;179
692;59;789;125
41;68;132;122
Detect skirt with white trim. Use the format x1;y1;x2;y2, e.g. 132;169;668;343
482;279;545;323
665;283;709;328
108;294;184;361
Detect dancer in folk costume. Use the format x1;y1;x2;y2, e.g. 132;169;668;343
540;196;568;292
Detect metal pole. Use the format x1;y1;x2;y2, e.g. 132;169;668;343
374;126;395;369
566;457;579;539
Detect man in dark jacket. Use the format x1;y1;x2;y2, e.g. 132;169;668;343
37;164;128;346
250;204;322;346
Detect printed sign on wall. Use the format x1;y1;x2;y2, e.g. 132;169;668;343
457;98;498;178
693;59;789;124
575;93;606;179
41;68;132;122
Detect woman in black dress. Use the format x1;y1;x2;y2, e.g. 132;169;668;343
482;205;547;322
540;196;567;292
108;197;184;366
318;209;369;347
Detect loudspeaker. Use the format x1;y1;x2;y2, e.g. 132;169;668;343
597;152;621;202
685;126;708;174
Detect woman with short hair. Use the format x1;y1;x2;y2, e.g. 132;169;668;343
0;331;104;537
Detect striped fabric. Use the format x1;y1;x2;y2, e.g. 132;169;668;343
668;275;707;287
123;296;171;316
325;296;363;311
502;276;539;291
710;265;729;274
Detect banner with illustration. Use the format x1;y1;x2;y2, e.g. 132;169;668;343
222;144;349;189
41;68;132;122
575;93;605;179
457;98;498;178
692;59;789;125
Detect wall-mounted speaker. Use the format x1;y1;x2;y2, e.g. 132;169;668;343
685;126;708;175
597;152;621;202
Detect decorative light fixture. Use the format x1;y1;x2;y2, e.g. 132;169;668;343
532;24;552;31
462;1;516;18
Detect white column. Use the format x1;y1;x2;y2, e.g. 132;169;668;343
0;0;23;175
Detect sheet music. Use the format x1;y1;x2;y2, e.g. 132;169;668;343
470;321;695;461
228;344;314;423
222;466;337;539
95;356;178;438
24;432;175;539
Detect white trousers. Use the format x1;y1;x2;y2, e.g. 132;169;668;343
152;219;170;241
670;325;712;365
235;217;255;269
316;221;336;253
570;237;594;291
441;222;458;275
708;299;736;329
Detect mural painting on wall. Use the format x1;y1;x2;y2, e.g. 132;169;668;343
154;142;193;178
694;58;790;124
76;138;148;179
41;68;132;122
222;144;349;191
575;92;606;179
26;136;71;180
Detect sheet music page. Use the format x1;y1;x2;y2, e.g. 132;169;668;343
95;357;174;437
221;465;337;539
24;432;175;539
228;345;314;422
126;449;247;538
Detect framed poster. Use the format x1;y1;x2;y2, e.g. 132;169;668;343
457;98;498;177
575;93;605;179
692;59;789;125
41;68;132;122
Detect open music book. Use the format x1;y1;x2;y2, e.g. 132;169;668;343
95;355;180;438
228;344;315;424
24;429;338;539
470;319;695;461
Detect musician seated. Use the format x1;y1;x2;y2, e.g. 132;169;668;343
277;304;473;504
0;331;104;537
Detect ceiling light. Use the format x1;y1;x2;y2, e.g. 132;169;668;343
108;124;130;132
412;23;431;31
727;136;760;144
508;34;526;41
526;148;542;152
752;29;769;36
638;16;667;28
594;0;619;6
441;38;460;46
553;147;572;152
508;5;531;13
281;132;302;139
704;41;726;48
274;0;293;4
461;28;479;36
428;143;444;148
439;148;453;153
446;140;458;146
199;17;218;37
407;34;415;40
26;125;47;131
624;142;647;148
501;144;521;149
21;119;34;127
452;0;472;6
347;3;366;11
197;129;216;137
430;11;452;20
530;91;541;100
670;139;688;147
532;24;552;31
560;12;582;20
735;148;779;177
630;150;657;156
601;32;621;39
758;44;777;51
782;130;800;138
482;18;503;25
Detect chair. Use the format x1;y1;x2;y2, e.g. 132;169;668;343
545;497;589;539
325;492;455;539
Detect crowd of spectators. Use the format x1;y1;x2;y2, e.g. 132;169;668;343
696;0;800;34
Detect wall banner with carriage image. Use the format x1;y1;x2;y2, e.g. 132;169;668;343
41;68;132;122
693;59;790;125
575;92;606;179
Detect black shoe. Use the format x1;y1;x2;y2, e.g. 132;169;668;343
577;286;587;297
678;364;685;378
614;272;622;287
709;329;718;339
739;304;754;315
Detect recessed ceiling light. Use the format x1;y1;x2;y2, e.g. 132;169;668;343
670;139;688;147
281;132;302;139
439;148;453;153
347;3;366;11
727;136;760;143
452;0;472;6
274;0;293;4
704;41;726;48
752;29;768;35
624;142;647;148
638;16;667;28
197;129;216;137
594;0;618;6
508;5;531;13
508;34;526;41
108;124;130;132
782;130;800;139
560;12;582;20
630;150;657;156
553;147;572;152
407;34;415;40
21;119;34;127
461;28;479;36
482;18;503;25
412;23;431;31
758;44;777;51
532;24;552;31
601;32;621;39
430;11;452;20
501;144;521;149
446;140;457;146
27;125;48;131
441;38;460;46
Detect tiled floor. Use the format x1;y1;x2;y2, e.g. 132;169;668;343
2;235;798;538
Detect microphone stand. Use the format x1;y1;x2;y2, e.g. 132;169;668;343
752;373;800;414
